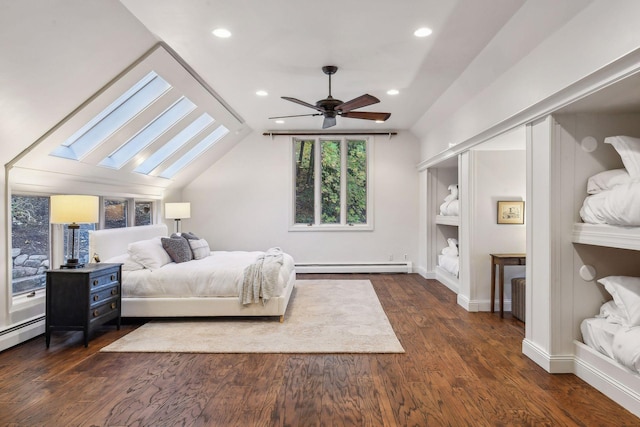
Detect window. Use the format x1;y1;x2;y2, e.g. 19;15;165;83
292;136;371;230
104;198;128;229
135;201;153;226
11;195;49;296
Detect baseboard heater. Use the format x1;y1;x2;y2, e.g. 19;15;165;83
295;262;412;274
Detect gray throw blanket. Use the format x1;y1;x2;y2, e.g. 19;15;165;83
241;247;284;305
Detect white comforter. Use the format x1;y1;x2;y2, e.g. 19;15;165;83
580;180;640;226
122;250;295;299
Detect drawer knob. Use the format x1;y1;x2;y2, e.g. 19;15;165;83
111;289;117;295
93;309;99;317
111;302;117;309
110;274;116;281
93;295;99;301
93;279;99;286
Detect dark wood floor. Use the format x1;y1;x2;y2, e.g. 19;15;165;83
0;274;637;426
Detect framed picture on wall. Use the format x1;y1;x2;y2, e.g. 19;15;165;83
497;201;524;224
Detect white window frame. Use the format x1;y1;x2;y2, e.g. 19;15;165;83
289;135;374;232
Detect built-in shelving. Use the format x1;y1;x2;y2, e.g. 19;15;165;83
571;223;640;251
435;215;460;226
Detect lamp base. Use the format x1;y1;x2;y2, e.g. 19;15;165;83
60;259;84;269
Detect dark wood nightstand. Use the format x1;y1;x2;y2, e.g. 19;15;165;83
45;263;122;348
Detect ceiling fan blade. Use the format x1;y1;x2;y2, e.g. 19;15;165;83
269;113;322;119
322;116;337;129
336;94;380;113
341;111;391;121
282;96;324;112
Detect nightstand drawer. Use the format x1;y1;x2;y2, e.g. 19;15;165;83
90;270;119;289
90;285;120;307
90;299;119;322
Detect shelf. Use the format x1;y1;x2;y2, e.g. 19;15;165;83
435;266;459;293
435;215;460;226
572;223;640;251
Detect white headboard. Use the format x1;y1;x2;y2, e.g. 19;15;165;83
89;224;169;261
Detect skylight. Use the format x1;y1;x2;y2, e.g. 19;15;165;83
99;96;196;169
50;72;171;161
159;125;229;179
134;113;214;175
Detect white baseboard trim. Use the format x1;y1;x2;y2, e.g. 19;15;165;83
295;261;412;274
574;340;640;418
415;266;430;278
434;267;459;293
522;339;573;373
0;317;45;352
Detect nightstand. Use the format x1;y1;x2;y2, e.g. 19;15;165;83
45;263;122;348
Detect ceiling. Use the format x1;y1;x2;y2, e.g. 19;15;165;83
120;0;527;133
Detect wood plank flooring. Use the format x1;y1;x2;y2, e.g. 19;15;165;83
0;273;638;426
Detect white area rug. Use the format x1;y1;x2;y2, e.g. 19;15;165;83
100;280;404;353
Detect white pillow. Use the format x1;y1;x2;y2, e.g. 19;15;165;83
188;238;210;260
597;300;628;325
103;253;145;271
598;276;640;326
604;136;640;178
586;168;631;194
127;236;173;270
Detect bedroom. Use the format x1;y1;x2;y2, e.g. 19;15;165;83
2;0;640;423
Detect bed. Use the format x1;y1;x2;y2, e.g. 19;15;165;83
579;135;640;226
88;224;296;321
580;276;640;374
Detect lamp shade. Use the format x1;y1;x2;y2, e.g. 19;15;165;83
50;195;99;224
165;202;191;219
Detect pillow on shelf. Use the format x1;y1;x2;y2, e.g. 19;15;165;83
604;136;640;178
161;236;193;263
103;253;145;271
128;236;173;271
598;275;640;326
189;238;210;260
586;168;631;194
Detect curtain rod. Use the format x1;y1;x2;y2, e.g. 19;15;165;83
262;131;397;138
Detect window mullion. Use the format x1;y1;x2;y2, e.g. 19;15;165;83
314;138;321;225
340;138;347;225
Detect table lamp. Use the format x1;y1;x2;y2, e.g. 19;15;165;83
165;202;191;233
50;195;99;268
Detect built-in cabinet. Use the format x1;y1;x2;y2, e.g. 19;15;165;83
426;156;460;293
525;112;640;417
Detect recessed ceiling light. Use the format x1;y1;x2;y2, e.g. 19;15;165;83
256;90;268;96
212;28;231;38
387;89;399;95
414;27;433;37
275;120;285;124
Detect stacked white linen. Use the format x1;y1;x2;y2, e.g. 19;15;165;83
437;238;459;277
580;276;640;373
580;136;640;226
439;184;459;216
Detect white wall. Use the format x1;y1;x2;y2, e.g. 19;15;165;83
182;131;420;265
468;150;526;308
413;0;640;160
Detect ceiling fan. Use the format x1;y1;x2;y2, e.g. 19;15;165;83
269;65;391;129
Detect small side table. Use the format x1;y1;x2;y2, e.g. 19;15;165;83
46;263;122;348
490;253;526;318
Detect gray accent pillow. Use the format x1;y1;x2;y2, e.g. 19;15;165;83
181;231;200;240
161;236;193;263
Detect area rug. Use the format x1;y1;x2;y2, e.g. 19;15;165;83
100;280;404;353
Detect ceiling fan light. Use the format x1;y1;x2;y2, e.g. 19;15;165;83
275;120;285;124
387;89;399;95
414;27;433;38
375;120;385;124
212;28;231;38
256;90;268;96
